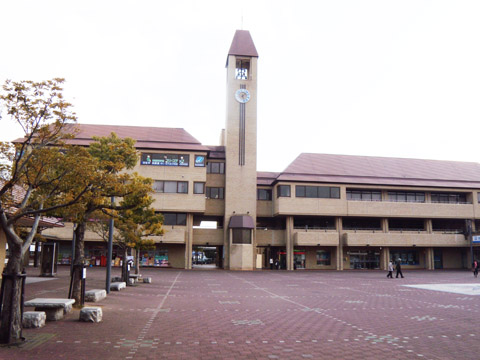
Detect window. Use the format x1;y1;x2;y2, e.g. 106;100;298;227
194;182;205;194
141;153;189;167
163;213;187;226
431;192;467;204
232;229;251;244
206;187;224;199
388;191;425;203
307;186;318;198
257;189;272;201
153;181;188;194
164;181;177;193
235;58;250;80
277;185;291;198
153;181;164;193
390;250;419;265
207;161;225;174
177;181;188;193
347;189;382;201
316;250;331;266
295;186;340;199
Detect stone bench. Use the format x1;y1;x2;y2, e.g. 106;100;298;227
110;282;126;291
24;298;75;321
129;274;141;285
85;289;107;302
79;307;103;323
23;311;46;328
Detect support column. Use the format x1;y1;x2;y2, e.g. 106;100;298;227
185;213;194;269
380;247;389;270
382;218;389;233
336;217;343;270
426;247;434;270
425;219;433;233
286;216;294;271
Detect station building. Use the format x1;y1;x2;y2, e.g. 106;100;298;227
41;30;480;271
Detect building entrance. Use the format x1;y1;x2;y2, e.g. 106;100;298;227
348;250;380;269
264;247;286;269
434;249;443;269
193;246;221;268
294;249;306;269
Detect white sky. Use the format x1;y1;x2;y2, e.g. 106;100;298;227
1;0;479;172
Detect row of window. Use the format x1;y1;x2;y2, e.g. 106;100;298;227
153;180;225;199
152;181;470;205
207;162;225;174
277;185;341;199
346;189;467;204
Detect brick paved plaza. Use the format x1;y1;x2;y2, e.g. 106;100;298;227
1;267;479;360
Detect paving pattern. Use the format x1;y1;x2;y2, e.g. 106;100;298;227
1;267;480;359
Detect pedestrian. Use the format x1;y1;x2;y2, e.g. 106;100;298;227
386;260;393;278
473;259;478;278
395;258;404;278
269;257;274;270
275;260;279;270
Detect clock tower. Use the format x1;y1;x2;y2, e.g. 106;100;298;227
224;30;259;270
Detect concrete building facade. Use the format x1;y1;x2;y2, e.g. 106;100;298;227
40;30;480;271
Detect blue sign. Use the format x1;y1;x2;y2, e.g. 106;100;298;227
473;236;480;243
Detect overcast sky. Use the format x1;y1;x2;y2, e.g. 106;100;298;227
1;1;479;172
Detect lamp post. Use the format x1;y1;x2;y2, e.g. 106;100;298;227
106;196;114;294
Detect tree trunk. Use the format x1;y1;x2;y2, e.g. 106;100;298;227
135;249;140;274
71;222;86;307
0;242;24;344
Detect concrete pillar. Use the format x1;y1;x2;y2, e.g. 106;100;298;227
380;247;389;270
185;213;194;269
425;247;434;270
286;216;294;271
425;219;433;233
382;218;389;233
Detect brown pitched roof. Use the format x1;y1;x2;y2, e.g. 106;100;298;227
277;153;480;189
228;30;258;57
257;172;280;186
207;146;225;159
0;180;64;228
63;124;210;152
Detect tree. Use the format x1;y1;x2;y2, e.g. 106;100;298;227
90;197;163;282
58;133;155;304
0;79;92;344
112;199;163;281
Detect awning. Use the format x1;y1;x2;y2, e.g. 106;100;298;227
228;215;254;229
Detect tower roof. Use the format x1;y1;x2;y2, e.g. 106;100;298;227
228;30;258;57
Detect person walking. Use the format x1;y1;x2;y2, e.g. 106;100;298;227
269;257;274;270
473;259;478;278
395;258;404;278
386;260;393;278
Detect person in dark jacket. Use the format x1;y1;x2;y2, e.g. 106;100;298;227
395;258;404;278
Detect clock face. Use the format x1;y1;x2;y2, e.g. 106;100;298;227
235;89;251;103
